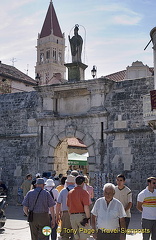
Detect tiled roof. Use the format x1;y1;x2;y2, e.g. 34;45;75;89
104;67;154;82
0;62;36;85
104;70;126;82
40;1;63;38
67;138;87;148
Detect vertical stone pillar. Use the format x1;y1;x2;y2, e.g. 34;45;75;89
150;27;156;89
64;62;88;81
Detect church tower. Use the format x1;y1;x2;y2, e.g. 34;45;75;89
35;1;66;85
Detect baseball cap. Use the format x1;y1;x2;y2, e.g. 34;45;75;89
36;178;45;185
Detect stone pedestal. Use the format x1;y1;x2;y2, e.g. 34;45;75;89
64;62;88;81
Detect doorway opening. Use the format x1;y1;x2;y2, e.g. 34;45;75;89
54;137;88;176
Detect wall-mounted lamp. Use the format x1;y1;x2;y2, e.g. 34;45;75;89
91;65;97;78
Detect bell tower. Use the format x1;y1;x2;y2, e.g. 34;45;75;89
35;1;66;85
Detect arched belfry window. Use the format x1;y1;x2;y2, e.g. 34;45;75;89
53;48;57;61
46;50;50;60
40;53;44;63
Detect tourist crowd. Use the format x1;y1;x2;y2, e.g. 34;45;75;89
20;171;156;240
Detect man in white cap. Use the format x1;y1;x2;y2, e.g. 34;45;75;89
45;179;59;240
71;170;79;177
56;175;75;240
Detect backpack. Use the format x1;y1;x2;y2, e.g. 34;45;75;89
66;187;70;192
48;188;57;203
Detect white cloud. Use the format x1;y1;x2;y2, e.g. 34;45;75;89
0;0;154;80
112;14;142;25
94;3;143;26
10;0;36;9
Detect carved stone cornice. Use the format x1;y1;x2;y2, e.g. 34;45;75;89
55;88;89;98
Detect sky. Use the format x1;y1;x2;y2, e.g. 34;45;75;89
0;0;156;80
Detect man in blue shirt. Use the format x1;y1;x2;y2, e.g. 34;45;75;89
23;178;55;240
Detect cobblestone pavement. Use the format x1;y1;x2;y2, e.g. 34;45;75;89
0;205;145;240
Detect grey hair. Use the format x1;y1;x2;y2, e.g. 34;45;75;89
103;183;115;192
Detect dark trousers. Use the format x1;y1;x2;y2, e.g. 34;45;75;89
142;218;156;240
29;212;50;240
49;215;58;240
97;229;120;240
125;217;130;229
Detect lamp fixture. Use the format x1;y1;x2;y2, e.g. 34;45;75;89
35;73;40;85
91;65;97;78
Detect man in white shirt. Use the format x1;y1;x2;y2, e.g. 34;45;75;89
114;174;132;229
137;176;156;240
91;183;126;240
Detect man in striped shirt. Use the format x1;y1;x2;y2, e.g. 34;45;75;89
114;174;132;229
137;176;156;240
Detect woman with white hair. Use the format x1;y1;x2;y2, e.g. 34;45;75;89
91;183;126;240
45;179;59;240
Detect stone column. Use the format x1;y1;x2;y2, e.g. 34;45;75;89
150;27;156;89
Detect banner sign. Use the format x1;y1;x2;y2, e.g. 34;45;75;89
150;90;156;110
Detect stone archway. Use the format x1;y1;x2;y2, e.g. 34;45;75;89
48;126;96;178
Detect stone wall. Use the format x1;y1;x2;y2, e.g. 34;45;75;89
0;91;40;202
104;77;156;205
0;77;155;206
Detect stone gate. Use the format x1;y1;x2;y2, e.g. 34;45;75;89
0;76;155;204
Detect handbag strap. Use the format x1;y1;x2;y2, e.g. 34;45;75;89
32;189;42;211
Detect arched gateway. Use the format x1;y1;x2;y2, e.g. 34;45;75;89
48;128;95;175
0;74;155;203
35;77;114;190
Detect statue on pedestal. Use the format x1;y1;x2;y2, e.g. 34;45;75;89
68;24;83;63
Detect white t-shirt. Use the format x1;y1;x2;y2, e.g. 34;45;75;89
114;186;132;217
91;197;126;230
45;187;59;213
137;188;156;220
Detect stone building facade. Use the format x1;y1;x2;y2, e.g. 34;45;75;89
0;61;36;94
0;76;155;205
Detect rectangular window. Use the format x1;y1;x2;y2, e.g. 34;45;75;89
101;122;104;142
46;50;50;59
54;98;58;113
41;126;43;145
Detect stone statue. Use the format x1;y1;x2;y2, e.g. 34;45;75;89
68;24;83;63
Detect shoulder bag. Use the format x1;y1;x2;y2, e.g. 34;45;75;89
27;189;42;222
